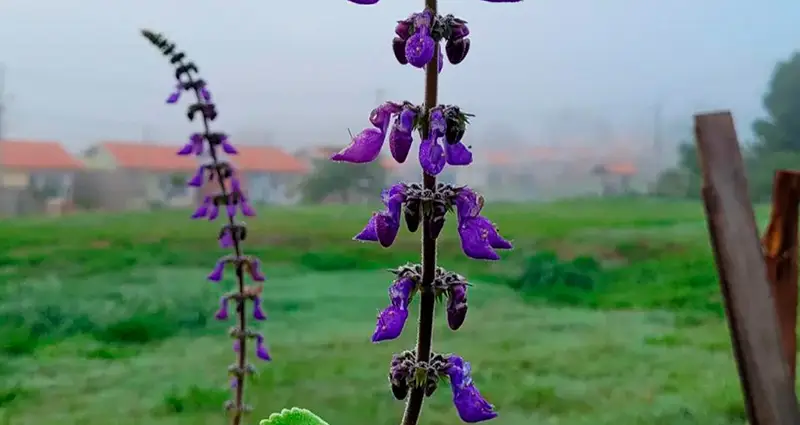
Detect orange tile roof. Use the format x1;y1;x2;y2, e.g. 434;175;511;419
101;141;198;172
233;146;309;174
0;140;83;170
100;141;309;174
605;162;637;176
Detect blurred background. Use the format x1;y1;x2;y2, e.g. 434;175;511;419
0;0;799;424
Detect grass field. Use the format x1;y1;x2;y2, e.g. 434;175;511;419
0;198;769;425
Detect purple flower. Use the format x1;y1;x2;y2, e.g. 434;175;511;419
253;296;267;320
214;296;230;320
255;334;271;361
405;27;436;68
446;38;471;65
446;355;497;423
389;277;416;309
354;183;406;247
395;19;413;40
166;83;182;104
454;187;484;222
187;166;205;187
191;196;212;219
176;133;204;156
347;0;379;4
219;229;234;248
331;102;401;164
457;216;512;261
388;106;417;163
238;193;257;217
447;284;468;330
372;305;409;342
246;258;266;282
217;134;238;154
419;137;445;176
208;259;226;282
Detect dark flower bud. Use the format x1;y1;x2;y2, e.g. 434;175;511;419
445;38;470;65
429;202;447;240
395;19;413;40
170;52;186;64
404;199;421;232
187;103;218;121
447;283;468;331
392;37;409;65
174;63;198;79
389;351;416;400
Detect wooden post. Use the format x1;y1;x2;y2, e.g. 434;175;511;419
761;170;800;383
694;111;799;425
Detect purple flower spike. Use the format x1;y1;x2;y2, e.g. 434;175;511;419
191;196;211;219
187;166;205;187
389;277;416;309
447;284;468;330
354;215;379;242
177;133;204;156
419;138;446;176
255;334;271;361
372;305;410;342
253;296;267;321
208;260;226;282
214;296;230;320
348;0;379;4
405;28;436;68
331;128;386;164
166;84;182;104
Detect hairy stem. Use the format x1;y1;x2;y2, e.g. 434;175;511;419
401;1;439;424
184;69;248;425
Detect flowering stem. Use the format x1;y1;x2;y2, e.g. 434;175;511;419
401;1;439;424
183;69;248;425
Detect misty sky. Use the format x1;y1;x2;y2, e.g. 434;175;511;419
0;0;798;153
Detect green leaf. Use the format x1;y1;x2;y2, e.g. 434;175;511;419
259;407;329;425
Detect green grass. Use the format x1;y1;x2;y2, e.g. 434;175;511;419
0;269;747;425
0;198;775;424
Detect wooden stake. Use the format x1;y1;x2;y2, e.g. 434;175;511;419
694;111;799;425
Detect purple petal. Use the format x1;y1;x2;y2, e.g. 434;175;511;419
389;125;413;163
255;335;271;361
214;296;229;320
381;184;406;219
219;229;234;248
446;38;471;65
191;196;211;219
370;102;402;133
207;204;219;221
354;215;379;242
166;90;181;104
176;143;194;156
231;177;242;194
208;260;226;282
473;216;513;250
375;211;400;248
393;38;409;65
240;201;256;217
453;385;498;423
405;29;435;68
447;285;468;331
371;305;409;342
331;128;386;164
444;141;474;166
187;167;205;187
480;0;522;2
348;0;380;4
221;140;238;154
395;19;412;40
429;108;447;139
458;218;500;261
389;277;416;309
419;138;446;176
226;203;236;218
447;355;472;391
200;87;212;102
425;47;444;74
451;24;470;41
248;259;266;282
233;339;240;353
454;188;484;222
398;107;416;132
253;296;267;321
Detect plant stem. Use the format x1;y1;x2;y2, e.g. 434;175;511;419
401;1;439;424
185;70;248;425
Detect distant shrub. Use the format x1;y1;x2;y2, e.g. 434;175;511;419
161;385;229;414
514;251;601;292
